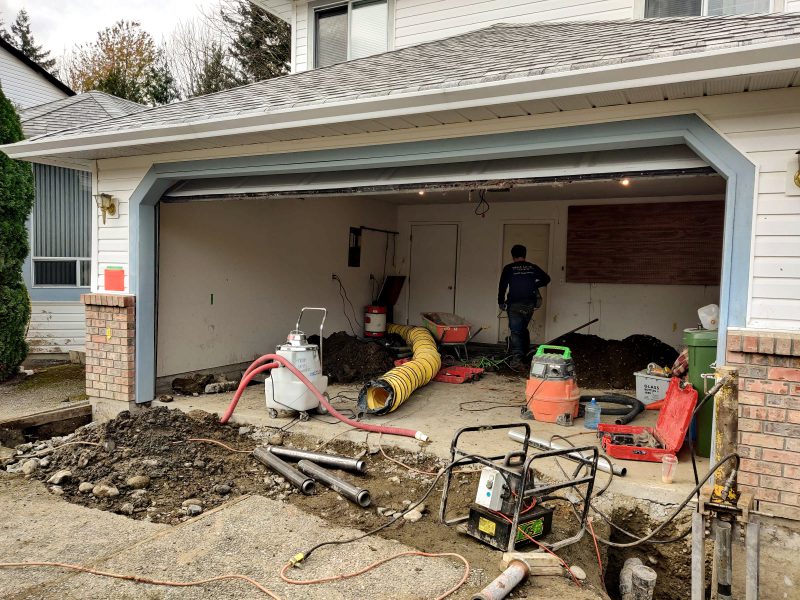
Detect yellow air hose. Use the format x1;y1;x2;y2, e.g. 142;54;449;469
358;324;441;415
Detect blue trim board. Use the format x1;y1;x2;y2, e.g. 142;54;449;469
128;114;756;403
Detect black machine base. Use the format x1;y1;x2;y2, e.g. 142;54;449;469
466;503;553;551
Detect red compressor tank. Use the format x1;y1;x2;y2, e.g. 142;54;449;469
526;345;580;425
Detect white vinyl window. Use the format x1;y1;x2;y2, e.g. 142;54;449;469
644;0;771;16
313;0;389;68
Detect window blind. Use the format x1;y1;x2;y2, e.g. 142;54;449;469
645;0;702;17
315;5;349;67
351;0;389;60
706;0;770;14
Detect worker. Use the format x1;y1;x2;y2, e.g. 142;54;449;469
498;244;551;369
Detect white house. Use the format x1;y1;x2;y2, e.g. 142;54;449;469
3;2;800;520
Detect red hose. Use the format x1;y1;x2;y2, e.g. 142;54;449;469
220;354;428;441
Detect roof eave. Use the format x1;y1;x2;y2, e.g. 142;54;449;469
4;38;800;162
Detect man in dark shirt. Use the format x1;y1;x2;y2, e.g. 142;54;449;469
498;244;551;367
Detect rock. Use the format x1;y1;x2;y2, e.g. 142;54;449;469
16;443;33;453
186;409;210;421
126;475;151;489
185;504;203;516
78;482;94;493
158;395;173;403
402;500;412;506
77;453;91;469
172;373;213;395
403;509;423;523
102;440;116;453
120;502;135;515
647;555;658;565
213;484;232;495
388;476;400;484
377;507;392;516
142;459;159;467
49;486;64;495
417;503;427;514
238;426;252;436
5;462;24;474
39;458;50;468
205;380;239;394
21;459;40;475
568;565;587;581
47;469;72;485
93;484;120;498
182;498;203;508
193;459;206;469
267;432;284;446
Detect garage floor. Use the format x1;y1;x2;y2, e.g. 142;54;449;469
157;373;710;506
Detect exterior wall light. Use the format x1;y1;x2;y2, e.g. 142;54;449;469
620;178;631;187
94;193;117;224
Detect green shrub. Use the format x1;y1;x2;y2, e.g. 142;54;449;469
0;85;34;381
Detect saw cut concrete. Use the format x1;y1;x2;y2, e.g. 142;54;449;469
1;477;468;600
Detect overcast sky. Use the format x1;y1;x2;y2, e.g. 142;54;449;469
0;0;219;57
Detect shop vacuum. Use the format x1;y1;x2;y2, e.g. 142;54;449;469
525;345;580;426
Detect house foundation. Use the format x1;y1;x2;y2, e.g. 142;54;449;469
81;293;137;420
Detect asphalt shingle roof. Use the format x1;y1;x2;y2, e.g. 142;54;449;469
20;91;145;138
26;14;800;143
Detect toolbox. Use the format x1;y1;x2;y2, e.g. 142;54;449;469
466;502;554;551
597;377;697;463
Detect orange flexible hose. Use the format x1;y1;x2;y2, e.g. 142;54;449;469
0;562;282;599
587;518;605;589
279;551;470;600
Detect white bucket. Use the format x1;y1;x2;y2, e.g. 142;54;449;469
364;305;387;337
697;304;719;330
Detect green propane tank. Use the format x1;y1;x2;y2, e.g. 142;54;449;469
683;328;718;457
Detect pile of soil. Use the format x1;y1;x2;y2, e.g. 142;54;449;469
548;332;678;389
308;331;394;384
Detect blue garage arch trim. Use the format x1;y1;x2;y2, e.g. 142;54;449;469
128;114;755;403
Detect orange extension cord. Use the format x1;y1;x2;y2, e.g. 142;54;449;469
0;562;283;599
279;551;471;600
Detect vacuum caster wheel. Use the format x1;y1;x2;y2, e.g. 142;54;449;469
299;411;310;422
268;408;279;419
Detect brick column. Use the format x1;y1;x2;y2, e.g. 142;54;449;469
726;329;800;520
81;293;137;420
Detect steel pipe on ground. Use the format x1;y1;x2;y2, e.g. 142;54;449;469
253;447;315;495
265;445;366;474
472;559;529;600
297;459;371;507
507;430;626;476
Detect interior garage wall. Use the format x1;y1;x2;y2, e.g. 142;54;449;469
157;195;397;377
395;194;722;349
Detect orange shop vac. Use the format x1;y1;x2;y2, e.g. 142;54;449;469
525;345;580;426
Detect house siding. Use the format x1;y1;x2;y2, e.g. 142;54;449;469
27;301;85;354
789;0;800;12
93;88;800;334
0;47;68;109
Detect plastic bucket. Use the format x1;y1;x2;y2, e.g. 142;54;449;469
364;306;387;337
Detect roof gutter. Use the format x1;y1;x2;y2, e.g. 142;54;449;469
4;38;800;161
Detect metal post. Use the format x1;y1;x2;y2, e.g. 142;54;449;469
713;366;739;504
715;520;733;600
745;521;760;600
691;512;706;600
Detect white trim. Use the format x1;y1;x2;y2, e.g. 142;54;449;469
5;39;800;161
90;160;99;293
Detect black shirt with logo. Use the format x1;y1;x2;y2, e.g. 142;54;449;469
498;261;551;306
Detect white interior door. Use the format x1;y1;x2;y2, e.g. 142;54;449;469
499;223;551;344
408;224;458;325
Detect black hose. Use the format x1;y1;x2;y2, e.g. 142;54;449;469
579;394;645;425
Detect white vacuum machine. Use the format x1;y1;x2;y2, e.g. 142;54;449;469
265;307;329;419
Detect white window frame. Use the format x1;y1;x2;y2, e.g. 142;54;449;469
307;0;394;69
635;0;782;17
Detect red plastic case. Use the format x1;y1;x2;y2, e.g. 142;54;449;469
597;378;698;462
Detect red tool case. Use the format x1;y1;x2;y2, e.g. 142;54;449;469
597;378;697;462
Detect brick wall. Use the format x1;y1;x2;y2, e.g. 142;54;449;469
81;294;136;406
726;328;800;520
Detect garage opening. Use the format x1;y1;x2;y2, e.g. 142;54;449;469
154;144;725;394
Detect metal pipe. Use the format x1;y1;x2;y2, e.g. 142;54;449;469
691;512;705;600
508;430;626;476
297;459;371;507
253;447;315;495
472;559;529;600
266;445;367;474
745;521;760;600
715;520;733;600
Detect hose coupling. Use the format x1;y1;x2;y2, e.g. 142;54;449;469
289;553;305;567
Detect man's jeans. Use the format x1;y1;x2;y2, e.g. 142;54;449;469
508;302;536;360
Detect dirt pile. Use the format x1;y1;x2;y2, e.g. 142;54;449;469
548;333;678;389
308;331;394;384
10;407;294;524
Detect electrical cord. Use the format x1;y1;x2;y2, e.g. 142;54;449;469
332;275;360;337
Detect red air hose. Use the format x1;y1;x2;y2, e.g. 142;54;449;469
220;354;429;441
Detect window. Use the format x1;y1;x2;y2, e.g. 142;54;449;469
314;0;389;68
31;164;92;287
644;0;771;16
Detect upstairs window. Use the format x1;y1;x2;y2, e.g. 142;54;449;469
644;0;771;16
314;0;389;68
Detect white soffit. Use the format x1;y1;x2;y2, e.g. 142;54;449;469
164;145;708;199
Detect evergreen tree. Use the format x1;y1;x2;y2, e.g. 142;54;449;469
221;0;289;83
0;84;34;381
194;42;240;96
9;9;56;73
145;49;180;105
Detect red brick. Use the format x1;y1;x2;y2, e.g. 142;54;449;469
754;487;781;502
760;475;800;493
793;337;800;357
727;334;742;352
784;466;800;479
738;418;762;432
765;394;800;410
788;438;800;452
769;367;800;382
762;449;800;465
737;471;760;486
764;422;800;437
726;351;746;365
740;432;785;449
736;445;762;460
745;379;790;394
781;492;799;506
759;336;776;354
740;458;782;476
743;335;759;353
775;337;792;356
739;391;765;406
788;410;800;425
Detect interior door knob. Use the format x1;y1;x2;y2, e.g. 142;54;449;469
447;285;453;290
